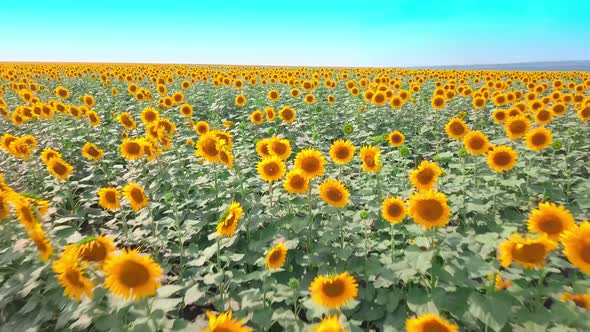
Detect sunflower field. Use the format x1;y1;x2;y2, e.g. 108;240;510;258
0;63;589;332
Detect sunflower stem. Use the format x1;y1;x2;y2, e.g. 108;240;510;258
262;273;268;308
492;174;498;223
390;222;395;257
461;156;467;227
306;185;313;253
339;208;345;249
216;237;225;310
269;181;274;223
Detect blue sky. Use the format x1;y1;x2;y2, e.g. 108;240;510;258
1;0;589;67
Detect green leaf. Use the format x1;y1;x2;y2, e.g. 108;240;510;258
467;292;511;332
184;284;204;304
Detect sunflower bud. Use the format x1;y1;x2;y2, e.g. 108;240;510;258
458;149;468;158
400;146;410;156
288;278;299;289
552;140;563;150
268;127;276;135
343;123;353;135
360;210;369;219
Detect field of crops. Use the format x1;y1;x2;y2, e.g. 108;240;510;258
0;63;589;331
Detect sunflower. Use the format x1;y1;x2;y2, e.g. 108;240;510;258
15;200;38;231
268;89;280;102
81;142;104;161
359;146;381;173
54;86;70;99
77;235;116;266
318;178;349;208
0;133;17;152
309;272;358;308
218;145;235;170
407;190;451;229
486;145;517;172
525;126;552;151
498;233;557;269
445;118;469;140
87;111;100;126
47;158;74;182
409;160;443;191
196;132;220;162
372;91;387;106
283;169;309;194
194;120;210;135
294;148;326;179
268;136;291;160
279;106;296;124
431;96;446;110
264;107;276;122
329;139;355;164
534;109;553;125
104;248;162;300
494;274;512;290
578;105;590;121
179;103;193;117
462;130;489;155
526;202;575;241
257;156;286;182
52;248;94;301
235;94;247;107
406;314;458;332
250;109;264;125
381;197;406;224
491;109;507;123
290;88;301;98
388;131;405;147
97;187;120;211
27;223;53;262
304;94;316;105
314;315;346;332
327;94;336;105
117;112;137;130
0;193;9;220
266;242;287;270
561;292;590;309
504;116;531;140
256;138;273;159
38;147;61;165
561;221;590;274
140;107;160;125
217;201;243;237
204;311;252;332
122;182;149;212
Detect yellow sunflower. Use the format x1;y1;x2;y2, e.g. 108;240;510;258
256;138;273;159
494;274;512;290
314;315;346;332
388;131;405;147
445;117;469;140
462;130;489;155
560;221;590;274
561;292;590;309
81;142;104;161
217;201;244;237
120;138;145;160
104;248;162;300
267;136;291;160
194;120;210;135
264;107;276;122
204;311;252;332
406;314;458;332
304;93;316;105
409;160;443;191
486;145;518;172
381;197;407;224
309;272;358;308
47;158;74;182
279;106;296;124
294;148;326;179
27;223;53;262
534;109;553;125
235;94;247;107
15;199;39;231
504;116;531;140
525;126;552;151
431;96;446;110
122;182;149;212
283;169;310;194
407;190;451;229
498;233;557;269
179;103;193;117
329;139;355;165
257;156;286;182
52;248;94;301
266;242;287;270
318;178;349;208
140;107;160;125
527;202;575;241
0;193;9;220
78;235;116;266
268;89;280;102
250;109;264;125
97;187;120;211
492;109;508;124
196;131;220;163
359;146;381;173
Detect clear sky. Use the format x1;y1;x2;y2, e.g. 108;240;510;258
1;0;589;67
